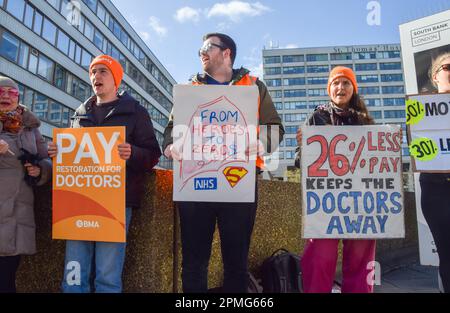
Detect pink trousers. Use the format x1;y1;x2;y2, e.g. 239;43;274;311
301;239;376;293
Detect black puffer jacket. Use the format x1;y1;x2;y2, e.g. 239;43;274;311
71;91;161;208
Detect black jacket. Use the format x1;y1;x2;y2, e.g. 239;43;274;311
71;91;162;208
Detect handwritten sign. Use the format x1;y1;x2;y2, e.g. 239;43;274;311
172;85;258;202
301;125;405;239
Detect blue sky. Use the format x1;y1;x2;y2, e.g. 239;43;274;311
110;0;450;83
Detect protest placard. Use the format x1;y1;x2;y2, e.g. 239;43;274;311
172;85;258;202
301;125;404;239
52;127;126;242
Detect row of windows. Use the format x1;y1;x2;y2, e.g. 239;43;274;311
84;0;173;96
264;62;402;77
268;74;403;87
38;0;173;111
359;86;405;95
270;85;404;98
2;0;94;70
264;51;401;64
45;0;173;96
0;28;93;101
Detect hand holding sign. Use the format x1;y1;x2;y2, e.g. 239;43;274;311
118;143;131;160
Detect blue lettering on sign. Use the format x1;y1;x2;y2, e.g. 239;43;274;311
194;177;217;190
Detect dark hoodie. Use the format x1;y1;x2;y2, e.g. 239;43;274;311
71;91;162;208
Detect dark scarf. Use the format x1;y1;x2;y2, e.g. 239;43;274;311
0;106;24;133
328;102;359;125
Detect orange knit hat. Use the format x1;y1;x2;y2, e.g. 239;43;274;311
89;55;124;88
327;66;358;96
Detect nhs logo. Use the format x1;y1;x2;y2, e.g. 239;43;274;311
194;177;217;190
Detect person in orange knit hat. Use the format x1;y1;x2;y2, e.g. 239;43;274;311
48;55;161;293
295;66;378;293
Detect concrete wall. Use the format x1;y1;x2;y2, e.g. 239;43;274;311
16;170;418;292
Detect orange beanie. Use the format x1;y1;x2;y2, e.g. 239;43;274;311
89;55;124;88
327;66;358;96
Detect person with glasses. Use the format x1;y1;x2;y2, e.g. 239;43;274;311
162;33;284;293
0;76;51;293
419;51;450;293
295;67;377;293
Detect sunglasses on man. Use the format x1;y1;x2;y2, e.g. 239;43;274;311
0;87;19;97
198;42;227;57
437;63;450;73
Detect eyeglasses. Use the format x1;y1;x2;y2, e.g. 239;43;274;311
436;64;450;73
0;87;19;97
198;42;226;57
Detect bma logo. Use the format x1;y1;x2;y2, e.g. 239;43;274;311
194;177;217;190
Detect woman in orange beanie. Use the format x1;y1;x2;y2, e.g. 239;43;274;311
295;66;376;293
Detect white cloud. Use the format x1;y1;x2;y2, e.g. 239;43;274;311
139;31;150;42
148;16;168;37
174;7;200;23
284;44;299;49
207;1;271;22
249;63;263;79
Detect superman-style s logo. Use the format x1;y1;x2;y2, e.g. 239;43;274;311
223;167;248;188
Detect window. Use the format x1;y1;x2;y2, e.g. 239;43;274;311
75;45;82;64
264;56;281;64
0;0;3;7
307;77;328;85
57;31;70;55
359;86;380;95
286;151;296;159
83;0;97;12
97;3;106;22
377;51;401;59
308;88;327;97
33;12;43;35
357;75;379;83
6;0;25;21
383;98;405;106
84;20;94;41
369;110;382;119
353;52;376;60
49;101;63;124
384;110;405;119
285;126;299;134
265;79;282;87
264;67;281;75
68;40;76;60
380;62;401;70
42;18;57;44
283;66;304;74
283;78;305;86
284;113;307;122
81;50;92;69
33;93;49;120
306;54;328;62
382;86;404;94
284;101;308;110
330;53;352;61
269;90;282;98
285;138;297;147
24;4;34;28
47;0;61;10
93;30;104;50
274;102;283;110
283;55;304;63
355;63;377;71
331;64;353;70
0;31;20;62
309;100;327;108
380;74;403;82
37;54;55;81
54;65;67;90
284;89;306;98
18;42;29;68
307;65;329;73
402;148;410;157
23;88;34;110
28;52;38;74
365;98;381;107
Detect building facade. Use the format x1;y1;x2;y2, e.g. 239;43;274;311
0;0;175;168
263;44;408;178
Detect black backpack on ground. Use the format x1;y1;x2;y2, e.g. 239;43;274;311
261;248;302;293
